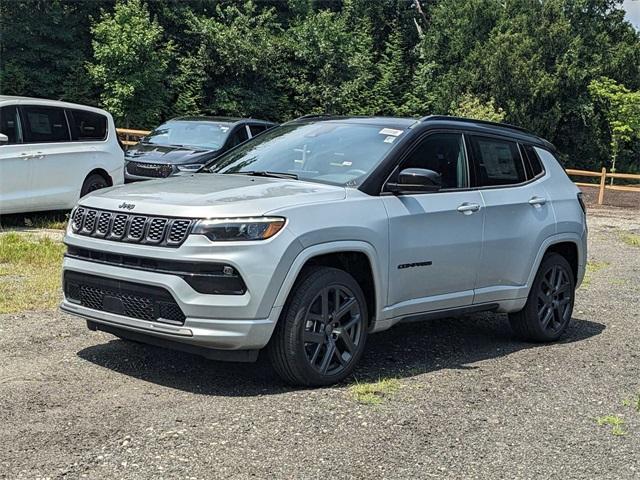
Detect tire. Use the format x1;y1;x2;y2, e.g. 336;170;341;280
268;266;369;386
509;253;575;342
80;173;109;197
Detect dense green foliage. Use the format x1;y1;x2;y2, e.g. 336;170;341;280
1;0;639;171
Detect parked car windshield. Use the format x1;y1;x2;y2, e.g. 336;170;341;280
204;121;405;186
143;120;232;150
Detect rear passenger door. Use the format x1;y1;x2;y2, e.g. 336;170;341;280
468;135;555;304
19;105;74;209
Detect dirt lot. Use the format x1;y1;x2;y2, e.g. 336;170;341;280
1;206;639;480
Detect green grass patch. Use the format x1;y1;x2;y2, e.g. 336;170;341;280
0;232;65;314
349;378;401;405
0;211;69;231
596;415;627;436
621;233;640;248
581;261;609;288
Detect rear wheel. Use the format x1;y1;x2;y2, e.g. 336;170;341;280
80;173;109;197
268;267;368;386
509;253;575;342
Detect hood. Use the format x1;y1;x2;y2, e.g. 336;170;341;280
124;142;219;165
80;174;347;217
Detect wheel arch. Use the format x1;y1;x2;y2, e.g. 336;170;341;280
86;168;113;186
272;241;384;330
527;234;585;290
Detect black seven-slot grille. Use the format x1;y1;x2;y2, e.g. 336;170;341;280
126;161;173;178
72;207;194;247
64;271;186;325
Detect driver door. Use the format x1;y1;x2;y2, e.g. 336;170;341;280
382;132;484;318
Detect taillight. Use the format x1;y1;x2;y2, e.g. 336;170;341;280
577;192;587;215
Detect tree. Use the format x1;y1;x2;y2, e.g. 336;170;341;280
589;77;640;173
87;0;173;128
0;0;104;104
452;93;505;123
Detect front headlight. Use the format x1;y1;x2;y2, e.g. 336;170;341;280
192;217;286;241
176;164;203;172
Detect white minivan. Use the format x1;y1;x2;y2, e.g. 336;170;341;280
0;96;124;215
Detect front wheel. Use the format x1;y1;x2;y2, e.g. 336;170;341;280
268;267;369;386
509;253;575;342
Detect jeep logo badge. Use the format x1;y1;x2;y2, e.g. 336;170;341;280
118;202;135;210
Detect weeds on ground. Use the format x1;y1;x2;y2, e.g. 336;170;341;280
0;211;68;231
349;378;401;405
596;415;627;436
0;233;65;313
621;232;640;247
581;261;609;288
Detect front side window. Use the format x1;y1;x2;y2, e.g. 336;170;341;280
21;105;70;143
205;121;404;186
469;136;526;187
143;121;231;150
398;132;469;189
67;109;107;141
0;106;21;144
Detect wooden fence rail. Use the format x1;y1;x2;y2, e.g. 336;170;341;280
116;128;639;205
117;128;150;147
566;168;640;205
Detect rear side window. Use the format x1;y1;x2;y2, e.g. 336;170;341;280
21;105;70;143
522;144;544;178
67;109;107;141
249;124;266;137
0;106;21;144
227;127;249;147
469;136;526;187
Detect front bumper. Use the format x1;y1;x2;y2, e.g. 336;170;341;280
61;255;282;351
61;226;301;353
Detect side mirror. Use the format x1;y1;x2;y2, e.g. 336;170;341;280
386;168;442;193
0;133;8;144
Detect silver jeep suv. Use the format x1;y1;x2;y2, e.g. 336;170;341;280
61;115;587;386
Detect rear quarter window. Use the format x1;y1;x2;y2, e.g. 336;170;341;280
522;144;545;178
67;109;108;141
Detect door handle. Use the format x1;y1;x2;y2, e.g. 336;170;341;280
457;202;480;214
528;196;547;206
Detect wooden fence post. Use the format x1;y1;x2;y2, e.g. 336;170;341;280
598;167;607;205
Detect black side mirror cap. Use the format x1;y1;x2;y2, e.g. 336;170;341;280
386;168;442;193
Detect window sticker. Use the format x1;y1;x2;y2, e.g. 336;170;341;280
383;136;396;143
28;113;52;135
379;128;403;137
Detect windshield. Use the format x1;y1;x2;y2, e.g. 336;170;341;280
204;122;405;186
143;121;231;150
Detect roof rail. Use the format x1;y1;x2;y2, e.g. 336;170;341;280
420;115;531;134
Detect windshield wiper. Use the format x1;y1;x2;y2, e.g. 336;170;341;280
234;170;299;180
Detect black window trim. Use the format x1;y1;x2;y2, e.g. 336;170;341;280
17;105;109;145
379;128;474;196
466;132;536;190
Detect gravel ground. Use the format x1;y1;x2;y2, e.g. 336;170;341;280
1;206;639;480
